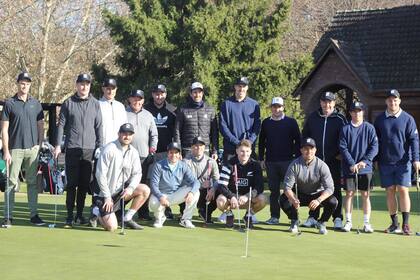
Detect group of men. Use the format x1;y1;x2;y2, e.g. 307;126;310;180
2;71;419;236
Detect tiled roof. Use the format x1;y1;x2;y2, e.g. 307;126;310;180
313;5;420;90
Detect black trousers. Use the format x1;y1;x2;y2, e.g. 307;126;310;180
197;188;217;214
310;159;343;220
266;161;292;219
137;155;154;217
280;191;337;223
65;148;94;218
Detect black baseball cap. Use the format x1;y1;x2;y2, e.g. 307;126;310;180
301;137;316;148
76;73;91;83
235;77;249;86
349;101;364;111
167;142;181;152
119;123;135;134
130;89;145;98
320;91;336;101
192;136;205;146
17;72;32;82
102;78;117;88
387;89;400;98
152;84;166;93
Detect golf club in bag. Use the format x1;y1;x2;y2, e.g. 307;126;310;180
242;186;252;258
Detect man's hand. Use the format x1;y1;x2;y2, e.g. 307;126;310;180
413;161;420;172
3;150;11;166
308;199;321;211
149;147;156;155
260;161;266;170
230;196;239;209
356;161;366;170
53;146;61;159
291;196;300;209
206;188;215;201
238;195;247;206
94;148;101;160
103;198;114;213
185;191;194;204
160;196;170;207
211;152;218;160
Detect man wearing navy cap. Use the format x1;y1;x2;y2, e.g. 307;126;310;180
54;73;103;228
94;123;150;231
374;89;420;235
280;137;337;235
339;101;378;233
149;142;200;229
2;72;45;227
301;91;347;229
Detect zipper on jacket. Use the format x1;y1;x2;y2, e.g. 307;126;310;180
322;116;327;161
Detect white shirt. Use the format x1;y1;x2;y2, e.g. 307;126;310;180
99;97;128;145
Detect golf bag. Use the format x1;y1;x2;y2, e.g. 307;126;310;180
37;141;65;194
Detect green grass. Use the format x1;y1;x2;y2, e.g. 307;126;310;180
1;189;420;280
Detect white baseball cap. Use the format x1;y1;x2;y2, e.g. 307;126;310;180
271;97;284;106
191;82;204;91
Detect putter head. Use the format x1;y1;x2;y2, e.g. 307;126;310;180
356;229;361;234
416;232;420;236
2;224;11;229
119;231;126;235
48;224;56;228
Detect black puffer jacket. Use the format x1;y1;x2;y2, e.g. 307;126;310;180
174;97;218;153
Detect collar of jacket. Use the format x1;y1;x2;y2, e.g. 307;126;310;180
317;107;341;118
72;93;91;102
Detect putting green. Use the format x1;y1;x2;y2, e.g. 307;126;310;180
1;189;420;280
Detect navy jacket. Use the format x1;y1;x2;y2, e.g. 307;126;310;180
339;122;378;176
302;108;347;163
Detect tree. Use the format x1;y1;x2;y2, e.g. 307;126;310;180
100;0;312;123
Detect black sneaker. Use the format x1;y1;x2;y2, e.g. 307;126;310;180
125;219;144;230
89;214;98;228
138;213;153;221
243;213;254;229
30;215;46;226
199;208;213;224
74;216;88;225
1;218;12;228
64;217;73;229
384;223;402;234
226;211;234;228
164;207;174;220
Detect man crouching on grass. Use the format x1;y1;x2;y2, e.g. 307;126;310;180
94;123;150;231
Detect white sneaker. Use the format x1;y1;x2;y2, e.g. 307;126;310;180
179;219;195;229
317;222;328;235
153;216;167;228
302;217;317;228
288;220;299;233
218;212;227;223
333;217;343;229
251;214;259;224
363;223;374;233
342;221;352;232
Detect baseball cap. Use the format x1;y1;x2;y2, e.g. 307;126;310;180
17;72;32;82
167;142;181;152
320;91;336;101
192;136;206;146
235;77;249;86
301;137;316;148
102;78;117;88
76;73;91;83
130;89;145;98
271;97;284;106
153;84;166;93
349;101;364;111
119;123;135;134
191;82;204;91
387;89;400;98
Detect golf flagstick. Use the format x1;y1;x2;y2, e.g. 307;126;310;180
204;161;212;225
242;186;252;258
295;182;302;236
416;168;420;236
355;168;360;234
120;150;129;236
234;164;243;232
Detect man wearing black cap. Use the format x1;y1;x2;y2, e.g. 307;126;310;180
94;123;150;231
149;142;200;229
1;72;45;227
280;137;337;235
126;89;158;220
374;89;420;235
54;73;103;228
301;91;347;229
339;101;378;233
219;77;261;163
99;78;127;145
183;136;220;223
174;82;218;158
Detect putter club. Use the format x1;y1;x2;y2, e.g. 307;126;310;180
416;169;420;236
242;186;252;258
2;163;11;229
120;164;126;236
234;165;244;233
294;182;302;237
49;160;58;229
355;169;360;234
